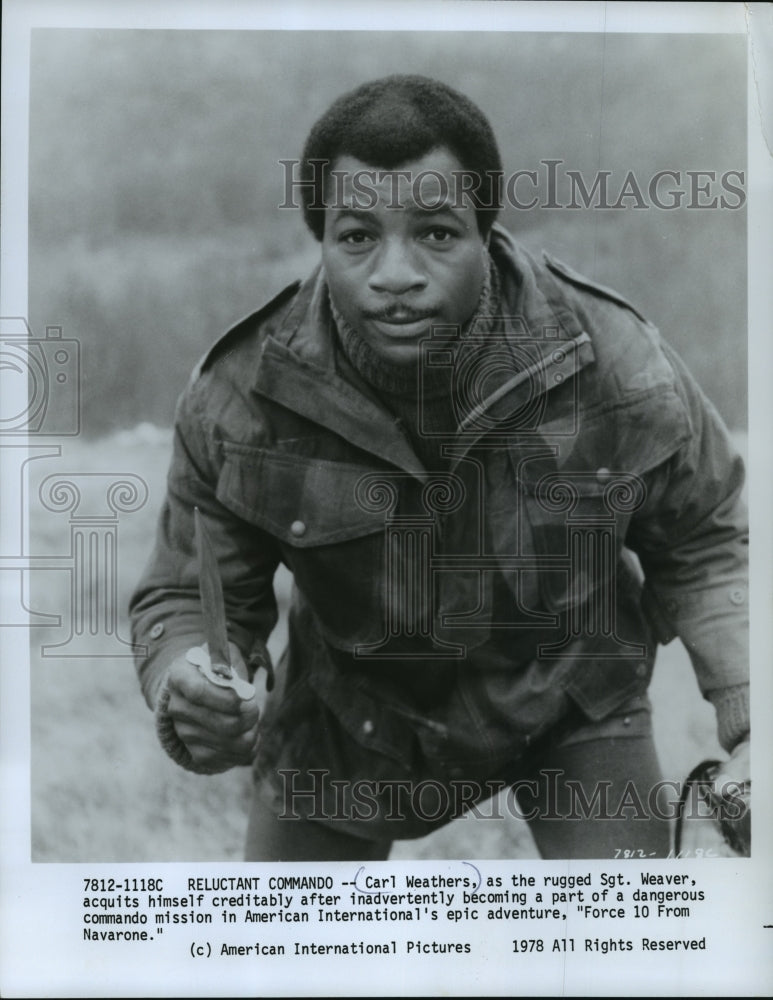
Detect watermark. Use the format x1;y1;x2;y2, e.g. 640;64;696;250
277;768;748;825
0;317;80;436
279;159;746;212
350;316;647;660
417;316;583;439
0;315;148;656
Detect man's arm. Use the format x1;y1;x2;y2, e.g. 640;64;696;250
629;341;749;754
130;377;282;772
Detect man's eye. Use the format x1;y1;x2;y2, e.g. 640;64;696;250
339;231;374;246
423;228;456;243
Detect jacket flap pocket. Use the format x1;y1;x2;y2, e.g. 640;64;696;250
513;386;692;491
216;444;385;545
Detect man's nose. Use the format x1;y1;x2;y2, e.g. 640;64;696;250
367;239;428;295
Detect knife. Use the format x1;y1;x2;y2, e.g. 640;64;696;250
185;507;255;701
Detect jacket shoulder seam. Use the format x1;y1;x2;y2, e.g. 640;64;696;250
194;279;302;378
542;251;649;324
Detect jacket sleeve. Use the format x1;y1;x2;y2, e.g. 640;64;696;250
129;371;282;713
627;341;749;750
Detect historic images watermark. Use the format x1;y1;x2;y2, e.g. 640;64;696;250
277;768;749;827
0;315;147;656
279;159;746;212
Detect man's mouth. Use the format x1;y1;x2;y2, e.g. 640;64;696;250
362;306;437;326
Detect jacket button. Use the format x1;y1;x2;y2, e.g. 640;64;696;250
362;719;375;736
622;716;632;727
729;588;745;605
290;520;306;538
150;622;164;639
636;662;647;677
595;467;611;483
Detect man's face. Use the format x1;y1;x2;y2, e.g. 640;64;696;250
321;147;488;365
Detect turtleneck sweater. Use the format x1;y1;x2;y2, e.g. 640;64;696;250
330;253;501;471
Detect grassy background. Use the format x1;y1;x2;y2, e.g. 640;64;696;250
29;429;732;862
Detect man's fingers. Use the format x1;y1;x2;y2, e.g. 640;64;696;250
164;651;261;771
168;656;257;715
714;739;750;788
176;720;260;767
184;746;250;773
176;719;260;751
712;759;750;799
168;691;260;736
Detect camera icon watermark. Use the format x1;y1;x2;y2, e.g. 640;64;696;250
0;316;80;435
418;315;586;440
0;317;145;655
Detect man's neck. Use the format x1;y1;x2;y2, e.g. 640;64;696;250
329;252;502;470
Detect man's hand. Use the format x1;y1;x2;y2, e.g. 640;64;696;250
711;737;751;855
676;739;750;858
165;642;260;774
713;737;750;790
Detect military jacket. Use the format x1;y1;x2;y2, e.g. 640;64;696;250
130;226;748;807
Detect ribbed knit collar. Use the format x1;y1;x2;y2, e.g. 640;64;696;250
329;250;501;400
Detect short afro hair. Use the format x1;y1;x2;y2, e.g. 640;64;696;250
299;74;503;240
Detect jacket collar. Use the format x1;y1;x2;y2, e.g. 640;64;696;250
253;224;595;475
255;266;426;475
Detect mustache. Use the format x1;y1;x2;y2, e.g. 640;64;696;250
361;303;438;322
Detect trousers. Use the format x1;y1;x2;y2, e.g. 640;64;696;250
244;697;671;860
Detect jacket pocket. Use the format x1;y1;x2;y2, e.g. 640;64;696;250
215;444;389;648
510;387;690;616
216;443;385;544
518;467;640;615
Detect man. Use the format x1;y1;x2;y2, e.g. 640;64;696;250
130;75;749;860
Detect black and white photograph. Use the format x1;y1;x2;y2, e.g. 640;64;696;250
1;1;772;996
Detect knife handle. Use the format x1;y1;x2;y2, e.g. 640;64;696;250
186;646;256;701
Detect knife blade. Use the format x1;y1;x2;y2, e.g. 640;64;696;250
191;507;255;701
195;506;232;668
